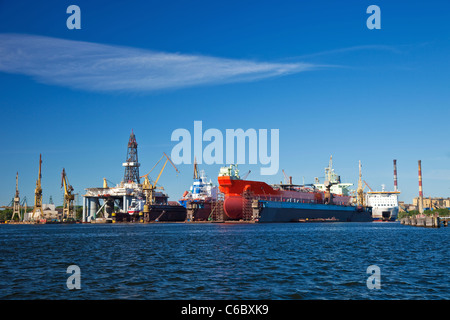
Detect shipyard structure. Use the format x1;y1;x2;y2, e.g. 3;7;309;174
82;131;185;223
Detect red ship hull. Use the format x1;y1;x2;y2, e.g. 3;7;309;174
218;176;351;220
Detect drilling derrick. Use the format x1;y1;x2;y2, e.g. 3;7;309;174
61;168;75;221
123;130;141;184
12;172;21;221
32;154;43;221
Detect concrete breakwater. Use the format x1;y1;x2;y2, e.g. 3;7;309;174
400;215;448;228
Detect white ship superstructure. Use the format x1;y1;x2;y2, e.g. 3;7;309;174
314;156;353;196
365;184;400;221
181;170;219;202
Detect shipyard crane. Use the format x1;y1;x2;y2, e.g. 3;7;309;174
11;172;21;221
32;154;43;221
140;153;179;212
61;168;75;220
356;160;366;207
282;170;290;184
193;157;199;179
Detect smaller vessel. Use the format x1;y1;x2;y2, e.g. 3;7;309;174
128;190;169;215
179;161;220;221
366;184;400;221
364;160;401;221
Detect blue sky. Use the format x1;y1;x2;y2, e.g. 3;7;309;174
0;0;449;206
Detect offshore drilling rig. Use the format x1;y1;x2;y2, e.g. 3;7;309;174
82;130;185;223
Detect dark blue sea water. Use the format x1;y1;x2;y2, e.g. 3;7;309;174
0;222;448;300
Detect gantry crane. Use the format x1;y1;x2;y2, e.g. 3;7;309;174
61;168;75;221
139;153;179;221
11;172;21;221
32;154;43;221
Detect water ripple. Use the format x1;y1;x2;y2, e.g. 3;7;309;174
0;223;448;299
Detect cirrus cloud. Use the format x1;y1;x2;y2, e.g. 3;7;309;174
0;33;317;93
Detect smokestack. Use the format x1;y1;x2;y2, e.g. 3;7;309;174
418;160;424;213
393;159;398;192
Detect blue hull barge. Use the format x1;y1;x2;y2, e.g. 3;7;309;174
252;200;373;223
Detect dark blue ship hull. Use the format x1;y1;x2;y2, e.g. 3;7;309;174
255;201;373;223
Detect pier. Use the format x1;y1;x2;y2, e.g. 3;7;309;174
400;214;448;228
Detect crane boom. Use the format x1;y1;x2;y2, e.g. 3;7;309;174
141;153;180;210
363;180;373;192
282;170;288;184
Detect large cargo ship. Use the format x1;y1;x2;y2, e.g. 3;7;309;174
217;164;372;223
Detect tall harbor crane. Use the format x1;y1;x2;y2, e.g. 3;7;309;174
140;153;179;221
32;154;43;221
61;168;75;220
11;172;21;221
356;160;366;207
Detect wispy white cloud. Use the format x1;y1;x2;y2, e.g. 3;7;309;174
0;33;316;92
293;45;402;59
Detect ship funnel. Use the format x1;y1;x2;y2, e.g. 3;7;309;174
393;159;398;192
